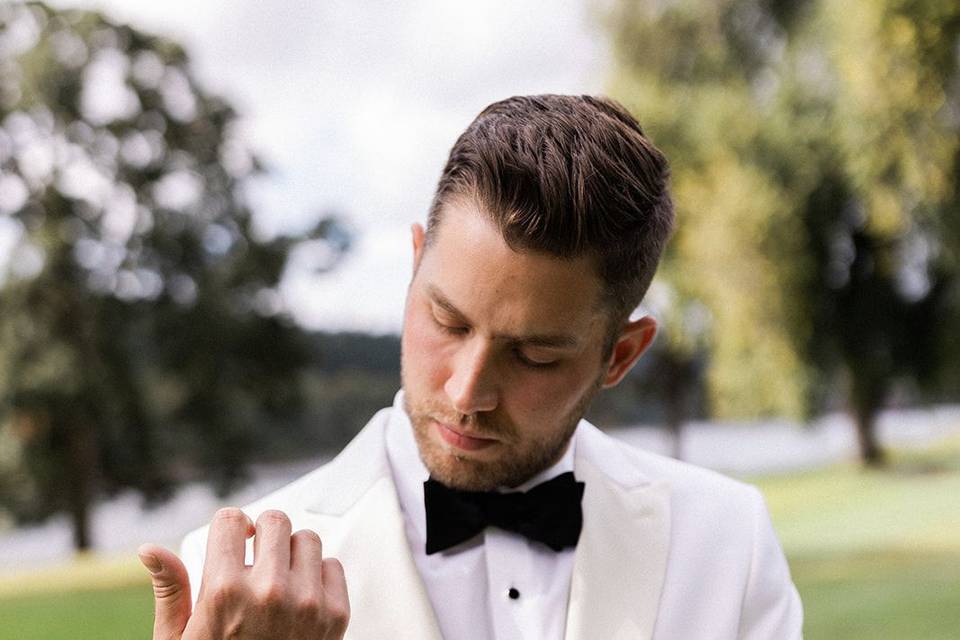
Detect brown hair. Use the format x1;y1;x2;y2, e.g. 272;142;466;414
426;94;674;337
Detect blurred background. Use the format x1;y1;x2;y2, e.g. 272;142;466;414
0;1;958;638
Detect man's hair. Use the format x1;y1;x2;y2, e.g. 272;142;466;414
426;94;674;338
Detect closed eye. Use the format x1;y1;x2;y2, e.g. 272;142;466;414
432;314;468;335
514;348;558;369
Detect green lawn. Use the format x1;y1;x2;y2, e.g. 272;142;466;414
0;584;153;640
789;550;960;640
753;436;960;640
1;438;957;640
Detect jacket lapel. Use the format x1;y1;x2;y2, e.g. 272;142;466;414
564;426;672;640
331;476;442;640
301;413;443;640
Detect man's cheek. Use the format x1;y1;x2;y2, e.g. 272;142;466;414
523;370;591;415
404;327;449;391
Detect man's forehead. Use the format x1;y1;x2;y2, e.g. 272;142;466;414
429;201;603;284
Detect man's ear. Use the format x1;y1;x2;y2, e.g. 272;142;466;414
601;315;657;388
411;223;426;273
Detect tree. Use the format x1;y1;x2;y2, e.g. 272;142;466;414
0;2;349;550
604;0;816;421
791;0;960;464
604;0;960;464
640;282;710;460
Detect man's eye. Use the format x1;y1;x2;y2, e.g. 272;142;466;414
433;316;468;335
514;349;557;369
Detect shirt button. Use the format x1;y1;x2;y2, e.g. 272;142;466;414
508;587;520;600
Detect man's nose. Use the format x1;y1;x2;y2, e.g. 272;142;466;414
444;339;498;416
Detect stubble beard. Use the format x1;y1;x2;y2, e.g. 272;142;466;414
401;374;603;491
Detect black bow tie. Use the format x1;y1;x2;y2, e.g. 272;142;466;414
423;471;585;555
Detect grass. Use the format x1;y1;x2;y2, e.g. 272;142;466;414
752;434;960;639
0;583;153;640
0;554;154;640
789;550;960;640
1;436;958;640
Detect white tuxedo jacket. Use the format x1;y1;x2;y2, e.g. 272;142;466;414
182;405;803;639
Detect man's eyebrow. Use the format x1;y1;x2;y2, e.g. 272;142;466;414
426;284;580;349
513;333;580;349
427;285;468;321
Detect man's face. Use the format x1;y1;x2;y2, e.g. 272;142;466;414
400;199;621;491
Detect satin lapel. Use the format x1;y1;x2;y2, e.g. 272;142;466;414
294;409;442;640
563;456;671;640
332;475;443;640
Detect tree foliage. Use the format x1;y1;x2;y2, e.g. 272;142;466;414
0;2;348;549
605;0;960;463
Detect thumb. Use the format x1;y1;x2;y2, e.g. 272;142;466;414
138;543;192;640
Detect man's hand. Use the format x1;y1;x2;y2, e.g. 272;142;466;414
138;508;349;640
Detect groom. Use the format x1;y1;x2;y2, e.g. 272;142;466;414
139;94;803;639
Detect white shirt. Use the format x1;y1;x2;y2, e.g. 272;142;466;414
385;398;577;640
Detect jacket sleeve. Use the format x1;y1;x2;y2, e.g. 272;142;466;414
738;488;804;640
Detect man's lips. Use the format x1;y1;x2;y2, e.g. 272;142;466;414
434;420;499;451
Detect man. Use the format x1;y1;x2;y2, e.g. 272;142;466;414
139;94;803;639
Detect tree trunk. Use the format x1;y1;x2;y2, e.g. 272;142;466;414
64;418;97;551
853;400;886;467
662;357;687;461
664;387;685;461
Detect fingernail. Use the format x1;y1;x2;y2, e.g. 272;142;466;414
138;550;163;575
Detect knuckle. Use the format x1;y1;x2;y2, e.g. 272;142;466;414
292;529;322;545
207;580;243;608
213;507;248;525
151;580;181;601
252;582;287;609
293;528;321;542
323;557;345;579
257;509;290;528
293;593;322;616
326;600;350;629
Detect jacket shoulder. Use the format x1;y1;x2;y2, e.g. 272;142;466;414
576;421;764;515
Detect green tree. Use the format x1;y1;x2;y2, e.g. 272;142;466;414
792;0;960;464
0;2;349;549
605;0;815;419
604;0;960;464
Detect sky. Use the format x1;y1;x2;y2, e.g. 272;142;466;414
44;0;611;333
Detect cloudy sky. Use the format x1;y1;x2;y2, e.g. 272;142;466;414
45;0;611;333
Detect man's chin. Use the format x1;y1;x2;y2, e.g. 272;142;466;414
413;435;503;490
427;463;503;492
